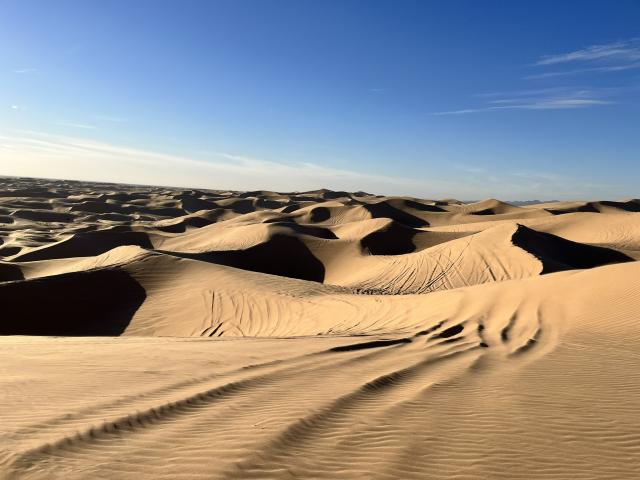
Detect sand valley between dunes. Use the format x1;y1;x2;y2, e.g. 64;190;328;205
1;176;640;479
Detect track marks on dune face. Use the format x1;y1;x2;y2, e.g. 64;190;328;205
199;290;226;337
507;310;547;358
414;321;444;337
477;322;490;348
222;345;482;479
9;341;416;472
412;307;555;365
436;324;464;339
512;327;542;356
7;347;335;445
201;322;224;337
220;311;560;479
14;375;265;468
493;308;552;359
6;312;559;479
330;338;412;352
349;237;475;295
501;313;516;342
9;336;489;479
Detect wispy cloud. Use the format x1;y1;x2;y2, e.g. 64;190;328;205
10;105;22;111
0;131;425;195
455;164;487;174
56;122;97;130
526;63;640;80
434;108;480;116
0;131;620;200
433;90;611;115
521;98;611;109
13;68;36;74
536;38;640;66
530;38;640;78
474;87;567;98
435;39;639;115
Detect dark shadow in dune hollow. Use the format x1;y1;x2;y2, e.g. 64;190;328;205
0;262;23;282
362;202;429;228
14;230;153;261
0;269;146;335
361;221;417;255
161;234;326;282
512;224;633;273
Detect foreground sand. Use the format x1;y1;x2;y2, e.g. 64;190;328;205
1;177;640;478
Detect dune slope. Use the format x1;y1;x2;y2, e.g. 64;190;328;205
1;176;640;479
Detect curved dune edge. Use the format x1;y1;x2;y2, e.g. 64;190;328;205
2;260;640;478
2;178;640;479
0;228;633;337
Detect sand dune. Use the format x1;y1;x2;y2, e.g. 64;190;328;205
1;176;640;479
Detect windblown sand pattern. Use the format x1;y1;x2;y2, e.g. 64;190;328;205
1;176;640;479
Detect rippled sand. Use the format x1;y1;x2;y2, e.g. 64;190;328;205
1;176;640;479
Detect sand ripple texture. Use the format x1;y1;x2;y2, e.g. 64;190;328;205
1;177;640;479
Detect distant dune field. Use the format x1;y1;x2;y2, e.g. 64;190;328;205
1;176;640;479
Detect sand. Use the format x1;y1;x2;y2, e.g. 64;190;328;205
1;176;639;479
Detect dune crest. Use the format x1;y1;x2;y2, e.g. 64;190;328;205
1;176;640;479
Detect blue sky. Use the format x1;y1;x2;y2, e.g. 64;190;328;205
0;0;639;199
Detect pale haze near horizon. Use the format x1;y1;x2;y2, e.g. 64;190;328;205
1;0;639;200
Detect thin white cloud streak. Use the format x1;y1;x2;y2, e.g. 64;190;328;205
525;62;640;79
505;99;611;109
536;39;640;66
436;84;621;115
56;122;97;130
433;108;480;115
475;87;568;98
0;131;619;200
0;131;431;195
440;39;639;115
433;97;611;115
485;88;594;103
528;38;640;79
13;68;36;74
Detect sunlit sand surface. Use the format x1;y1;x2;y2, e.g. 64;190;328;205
1;176;640;479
